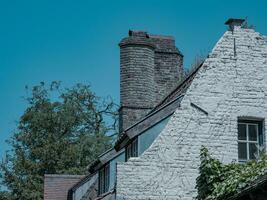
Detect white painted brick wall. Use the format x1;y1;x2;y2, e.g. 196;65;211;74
116;27;267;199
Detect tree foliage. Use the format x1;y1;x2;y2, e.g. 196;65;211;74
196;146;267;200
0;82;118;200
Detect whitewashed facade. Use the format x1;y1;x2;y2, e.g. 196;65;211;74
116;25;267;199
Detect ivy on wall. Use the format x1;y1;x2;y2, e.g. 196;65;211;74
196;146;267;200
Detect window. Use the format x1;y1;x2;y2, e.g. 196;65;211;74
238;120;263;162
125;138;138;161
98;164;110;195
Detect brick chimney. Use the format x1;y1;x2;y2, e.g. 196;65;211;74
119;30;183;132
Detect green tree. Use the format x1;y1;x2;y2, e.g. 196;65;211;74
0;82;118;200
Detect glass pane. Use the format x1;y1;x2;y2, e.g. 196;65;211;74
248;124;258;141
99;168;104;194
249;143;258;159
126;145;131;161
132;139;138;157
238;142;247;160
238;123;247;140
104;165;109;192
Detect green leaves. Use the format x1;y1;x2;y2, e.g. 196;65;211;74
196;147;267;200
0;82;118;200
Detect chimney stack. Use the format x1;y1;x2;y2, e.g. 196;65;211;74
119;31;155;132
119;30;183;132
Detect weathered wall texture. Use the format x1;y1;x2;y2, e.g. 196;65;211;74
116;27;267;199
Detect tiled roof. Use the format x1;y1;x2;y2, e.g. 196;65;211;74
44;174;84;200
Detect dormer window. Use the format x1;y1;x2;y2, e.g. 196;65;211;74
238;120;264;162
98;164;110;195
125;138;138;161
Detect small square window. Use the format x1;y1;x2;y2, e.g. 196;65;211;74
238;120;263;162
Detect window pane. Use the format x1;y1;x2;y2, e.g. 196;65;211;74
238;142;247;160
99;168;104;194
248;124;258;141
249;143;258;160
126;145;131;161
238;123;247;140
104;165;109;192
132;139;138;157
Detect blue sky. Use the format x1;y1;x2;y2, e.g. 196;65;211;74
0;0;267;160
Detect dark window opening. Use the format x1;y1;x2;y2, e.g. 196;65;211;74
238;119;264;162
125;138;138;161
98;164;110;195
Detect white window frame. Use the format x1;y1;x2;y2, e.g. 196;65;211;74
238;121;262;162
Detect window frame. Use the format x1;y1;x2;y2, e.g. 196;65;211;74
125;137;138;161
237;119;264;162
98;163;110;195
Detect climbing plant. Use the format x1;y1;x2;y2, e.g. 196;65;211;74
196;146;267;200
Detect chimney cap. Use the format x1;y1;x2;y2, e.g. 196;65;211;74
225;18;245;26
129;30;149;38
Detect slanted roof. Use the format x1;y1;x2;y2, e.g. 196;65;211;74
44;174;84;200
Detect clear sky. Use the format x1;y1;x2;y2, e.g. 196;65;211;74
0;0;267;160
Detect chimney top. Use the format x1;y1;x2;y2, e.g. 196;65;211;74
129;30;149;38
225;18;245;30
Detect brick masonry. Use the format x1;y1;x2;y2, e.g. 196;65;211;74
119;31;183;131
151;35;184;103
116;27;267;199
